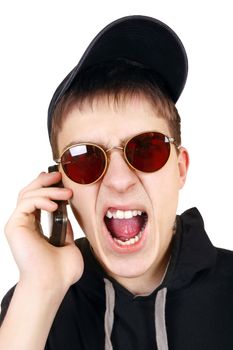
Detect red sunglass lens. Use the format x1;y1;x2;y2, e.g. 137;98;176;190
61;144;106;184
125;132;171;172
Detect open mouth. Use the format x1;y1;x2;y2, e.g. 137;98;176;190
104;208;148;247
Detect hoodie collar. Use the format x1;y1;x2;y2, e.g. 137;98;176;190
162;207;217;291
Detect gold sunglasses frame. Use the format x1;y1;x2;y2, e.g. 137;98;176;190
54;131;177;185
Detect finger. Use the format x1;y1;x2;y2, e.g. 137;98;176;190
16;197;58;219
18;171;62;200
5;197;58;238
19;187;72;202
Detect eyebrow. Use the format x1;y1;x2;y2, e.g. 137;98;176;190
60;130;171;155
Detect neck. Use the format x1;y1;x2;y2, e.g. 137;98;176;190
111;247;171;296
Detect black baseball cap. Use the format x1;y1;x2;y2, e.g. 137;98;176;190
47;15;188;139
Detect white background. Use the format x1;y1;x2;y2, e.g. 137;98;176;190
0;0;233;302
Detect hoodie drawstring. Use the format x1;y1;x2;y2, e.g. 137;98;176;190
104;280;168;350
104;278;115;350
155;287;169;350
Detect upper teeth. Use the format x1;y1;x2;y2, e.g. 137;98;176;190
106;209;142;219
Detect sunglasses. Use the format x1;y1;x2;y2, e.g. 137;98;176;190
55;131;177;185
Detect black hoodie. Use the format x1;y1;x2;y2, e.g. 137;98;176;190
1;207;233;349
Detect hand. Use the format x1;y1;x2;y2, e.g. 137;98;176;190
4;171;84;295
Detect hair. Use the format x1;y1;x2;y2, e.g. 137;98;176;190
50;59;181;159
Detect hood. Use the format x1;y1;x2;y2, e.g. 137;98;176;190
162;207;217;291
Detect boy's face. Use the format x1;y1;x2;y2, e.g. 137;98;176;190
57;94;188;283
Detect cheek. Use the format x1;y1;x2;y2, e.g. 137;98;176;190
141;160;180;212
160;166;180;198
66;183;98;233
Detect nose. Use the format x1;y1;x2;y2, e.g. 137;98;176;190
102;148;137;193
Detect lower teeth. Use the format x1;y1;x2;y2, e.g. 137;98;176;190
113;231;142;246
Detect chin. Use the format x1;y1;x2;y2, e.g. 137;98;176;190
87;211;160;279
92;238;158;280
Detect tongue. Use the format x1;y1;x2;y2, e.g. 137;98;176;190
105;216;145;241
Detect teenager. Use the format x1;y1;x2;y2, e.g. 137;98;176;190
1;15;233;350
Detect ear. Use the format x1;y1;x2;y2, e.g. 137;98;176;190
177;147;189;189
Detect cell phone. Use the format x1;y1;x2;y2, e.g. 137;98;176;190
47;165;68;247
